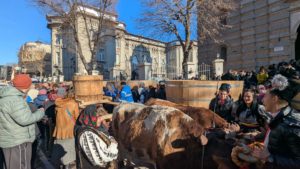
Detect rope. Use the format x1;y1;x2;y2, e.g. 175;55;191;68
212;80;220;128
201;130;207;169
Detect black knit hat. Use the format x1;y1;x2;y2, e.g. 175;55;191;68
219;83;231;92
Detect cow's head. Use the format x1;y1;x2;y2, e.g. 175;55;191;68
188;122;208;146
170;122;208;151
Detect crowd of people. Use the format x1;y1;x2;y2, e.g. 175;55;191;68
219;60;299;86
0;59;299;169
0;75;168;169
209;61;300;168
0;74;82;169
103;81;167;104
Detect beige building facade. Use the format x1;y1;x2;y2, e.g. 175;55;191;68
18;41;51;76
198;0;300;71
47;6;198;81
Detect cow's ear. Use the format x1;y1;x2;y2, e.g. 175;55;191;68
200;135;208;145
188;122;202;137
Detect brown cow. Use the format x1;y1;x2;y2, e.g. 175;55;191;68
112;103;208;169
145;99;268;169
145;98;239;131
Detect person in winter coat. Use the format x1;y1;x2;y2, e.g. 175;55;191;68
156;81;167;100
209;84;234;122
119;82;134;103
257;85;267;105
26;95;43;169
244;71;258;89
148;85;157;100
257;66;269;85
75;105;116;169
103;83;118;112
104;83;118;101
48;83;59;101
34;89;49;108
27;87;39;103
34;88;54;156
43;84;58;123
221;69;236;80
51;87;80;169
252;75;300;169
0;74;45;169
131;86;140;102
279;63;298;79
138;83;149;104
235;88;270;133
268;64;277;79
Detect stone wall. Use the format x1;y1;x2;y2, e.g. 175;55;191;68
198;0;300;71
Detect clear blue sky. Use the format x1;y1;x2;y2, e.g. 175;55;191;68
0;0;143;65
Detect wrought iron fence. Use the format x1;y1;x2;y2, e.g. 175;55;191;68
198;63;211;80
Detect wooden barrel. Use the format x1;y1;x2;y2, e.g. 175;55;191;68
73;75;103;103
165;80;244;108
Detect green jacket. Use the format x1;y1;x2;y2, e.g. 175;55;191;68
0;86;44;148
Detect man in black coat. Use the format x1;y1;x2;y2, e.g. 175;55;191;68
253;75;300;169
209;83;234;122
221;70;236;80
156;81;167;100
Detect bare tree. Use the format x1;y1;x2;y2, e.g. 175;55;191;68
138;0;236;79
197;0;236;44
32;0;117;74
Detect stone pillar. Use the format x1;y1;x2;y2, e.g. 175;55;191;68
52;76;58;83
50;27;57;75
47;76;52;82
138;63;152;80
183;62;196;79
212;58;224;77
110;67;120;80
59;75;64;82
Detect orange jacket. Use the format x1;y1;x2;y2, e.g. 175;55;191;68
53;98;79;139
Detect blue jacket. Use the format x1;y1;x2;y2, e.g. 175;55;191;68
104;86;117;98
119;85;134;103
105;90;116;98
34;94;48;108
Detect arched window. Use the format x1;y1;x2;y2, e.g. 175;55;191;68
131;56;139;71
220;17;227;25
220;46;227;61
96;49;104;62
